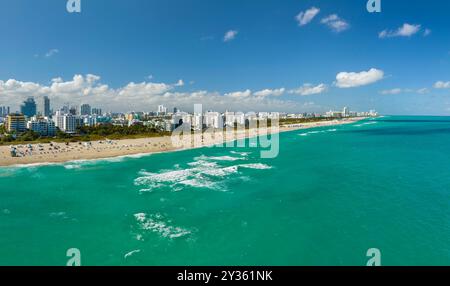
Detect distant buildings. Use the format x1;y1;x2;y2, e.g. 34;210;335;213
20;97;37;117
6;114;26;133
81;104;92;116
0;106;10;117
92;108;102;116
325;107;378;118
69;106;77;116
157;105;167;116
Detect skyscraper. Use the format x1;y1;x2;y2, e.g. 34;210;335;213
92;108;102;116
69;106;77;116
343;107;349;117
0;106;10;117
158;105;167;115
80;104;92;116
43;96;51;117
20;97;37;117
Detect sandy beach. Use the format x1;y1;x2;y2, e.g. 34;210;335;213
0;118;363;167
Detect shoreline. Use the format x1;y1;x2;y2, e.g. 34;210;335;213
0;118;365;167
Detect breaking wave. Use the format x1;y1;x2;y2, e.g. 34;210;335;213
134;151;271;193
134;213;191;239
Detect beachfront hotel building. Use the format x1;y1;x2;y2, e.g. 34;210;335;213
54;111;78;134
204;112;224;129
27;117;56;137
6;114;26;133
224;111;245;127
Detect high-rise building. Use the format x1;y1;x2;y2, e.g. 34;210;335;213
173;107;179;114
224;111;245;127
0;106;10;117
92;108;102;116
343;107;349;117
69;106;77;116
204;112;223;129
157;105;167;115
6;114;26;133
40;96;51;117
80;104;92;116
20;97;37;117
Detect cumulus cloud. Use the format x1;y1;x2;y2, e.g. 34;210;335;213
0;75;300;113
379;23;421;38
321;14;350;33
289;84;327;96
224;89;252;98
335;68;384;88
223;30;238;42
254;88;285;97
295;7;320;26
434;81;450;89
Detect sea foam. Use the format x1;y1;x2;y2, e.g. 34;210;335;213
134;213;191;239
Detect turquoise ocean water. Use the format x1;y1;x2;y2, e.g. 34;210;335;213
0;116;449;266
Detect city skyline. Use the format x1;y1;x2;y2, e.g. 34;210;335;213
0;1;450;115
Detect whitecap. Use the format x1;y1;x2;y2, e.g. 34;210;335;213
134;213;191;239
238;163;272;170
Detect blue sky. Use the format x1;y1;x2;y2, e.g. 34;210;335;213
0;0;450;114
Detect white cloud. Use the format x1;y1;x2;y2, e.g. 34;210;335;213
224;89;252;98
295;7;320;26
223;30;238;42
335;68;384;88
45;49;59;58
380;88;403;95
289;84;327;96
175;79;184;87
254;88;285;97
379;23;421;38
434;81;450;89
321;14;350;33
381;88;430;95
417;88;430;94
0;75;304;113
